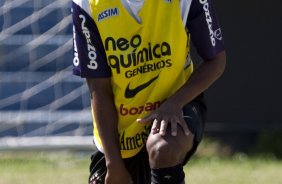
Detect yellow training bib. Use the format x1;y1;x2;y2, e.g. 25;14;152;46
89;0;193;158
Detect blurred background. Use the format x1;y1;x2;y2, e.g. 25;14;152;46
204;0;282;157
0;0;94;151
0;0;282;183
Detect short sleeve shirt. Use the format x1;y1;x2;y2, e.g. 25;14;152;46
72;0;225;158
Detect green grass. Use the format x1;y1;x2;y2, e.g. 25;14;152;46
185;156;282;184
0;151;89;184
0;151;281;184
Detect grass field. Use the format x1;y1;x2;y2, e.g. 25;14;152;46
0;136;282;184
0;151;282;184
186;156;282;184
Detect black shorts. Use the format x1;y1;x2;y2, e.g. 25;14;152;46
89;98;206;184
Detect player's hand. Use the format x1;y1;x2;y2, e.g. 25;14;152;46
105;164;133;184
137;101;190;136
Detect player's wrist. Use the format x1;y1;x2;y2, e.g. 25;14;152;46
106;159;127;172
164;97;184;110
105;154;124;168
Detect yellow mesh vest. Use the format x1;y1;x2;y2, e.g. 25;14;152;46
89;0;193;158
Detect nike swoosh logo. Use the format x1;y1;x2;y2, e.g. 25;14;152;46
125;75;159;98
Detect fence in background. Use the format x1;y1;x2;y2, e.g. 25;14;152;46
0;0;95;150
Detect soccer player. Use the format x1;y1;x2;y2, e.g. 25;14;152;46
72;0;226;183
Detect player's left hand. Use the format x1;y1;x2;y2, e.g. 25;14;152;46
137;101;190;136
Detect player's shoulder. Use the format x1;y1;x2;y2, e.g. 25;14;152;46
72;0;91;16
187;0;215;20
72;0;89;6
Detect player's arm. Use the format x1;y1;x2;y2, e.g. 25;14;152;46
72;1;132;183
170;0;226;108
138;0;226;135
163;0;226;132
87;78;132;184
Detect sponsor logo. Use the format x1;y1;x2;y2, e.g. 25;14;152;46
200;0;216;46
105;35;172;78
119;125;151;150
98;8;119;22
213;28;223;40
119;100;164;116
73;26;79;66
79;14;98;70
125;75;159;98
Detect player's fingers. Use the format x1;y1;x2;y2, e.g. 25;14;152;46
136;114;154;124
171;120;178;136
179;118;190;136
159;119;168;136
151;119;160;134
